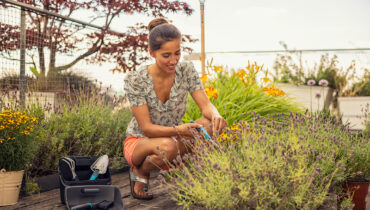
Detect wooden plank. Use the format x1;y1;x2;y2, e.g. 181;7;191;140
3;168;367;209
0;170;185;210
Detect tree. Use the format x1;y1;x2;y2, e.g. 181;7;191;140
0;0;195;80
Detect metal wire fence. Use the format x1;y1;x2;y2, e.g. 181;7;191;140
0;0;116;109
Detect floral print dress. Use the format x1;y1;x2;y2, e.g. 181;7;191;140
124;61;203;137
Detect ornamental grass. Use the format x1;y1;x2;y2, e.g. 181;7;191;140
184;60;303;125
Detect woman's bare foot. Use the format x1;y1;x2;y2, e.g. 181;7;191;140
131;167;153;199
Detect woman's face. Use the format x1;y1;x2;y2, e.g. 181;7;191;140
150;39;181;74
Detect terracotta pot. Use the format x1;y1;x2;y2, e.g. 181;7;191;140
0;169;24;206
340;181;370;210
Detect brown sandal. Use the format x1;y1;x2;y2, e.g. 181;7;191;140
129;167;153;200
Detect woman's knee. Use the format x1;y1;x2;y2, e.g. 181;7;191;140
157;137;179;160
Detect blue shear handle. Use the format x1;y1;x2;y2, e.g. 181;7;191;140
89;170;99;180
72;202;93;210
190;120;211;140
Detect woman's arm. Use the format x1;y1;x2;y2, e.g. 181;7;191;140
131;104;202;138
191;89;227;133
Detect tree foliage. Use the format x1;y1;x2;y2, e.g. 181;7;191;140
0;0;195;77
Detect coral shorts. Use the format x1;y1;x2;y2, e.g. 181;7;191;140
123;136;171;170
123;136;143;168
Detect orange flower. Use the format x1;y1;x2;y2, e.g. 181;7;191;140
205;86;218;99
262;77;271;83
246;61;251;70
213;65;223;72
262;86;285;97
235;69;247;78
200;74;208;83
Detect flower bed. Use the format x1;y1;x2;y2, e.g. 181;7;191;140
158;111;369;209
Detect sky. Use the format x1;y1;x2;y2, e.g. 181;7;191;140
73;0;370;92
103;0;370;52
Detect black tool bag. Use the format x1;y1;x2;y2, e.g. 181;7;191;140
65;185;123;210
58;156;117;208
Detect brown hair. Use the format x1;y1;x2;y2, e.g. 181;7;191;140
148;17;181;51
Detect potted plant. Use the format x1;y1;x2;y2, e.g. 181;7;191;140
339;112;370;210
340;137;370;210
0;109;39;206
273;53;337;112
337;69;370;130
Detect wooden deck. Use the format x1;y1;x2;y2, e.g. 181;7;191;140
0;170;187;210
0;170;369;210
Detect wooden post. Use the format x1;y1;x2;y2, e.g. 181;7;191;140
20;8;26;107
200;2;205;76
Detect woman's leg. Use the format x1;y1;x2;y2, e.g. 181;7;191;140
129;116;212;197
130;136;188;197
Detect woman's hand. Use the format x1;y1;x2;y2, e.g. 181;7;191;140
175;123;203;137
212;114;227;135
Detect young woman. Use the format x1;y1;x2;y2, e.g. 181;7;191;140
123;17;227;200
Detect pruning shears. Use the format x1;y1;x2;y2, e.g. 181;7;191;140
190;120;211;140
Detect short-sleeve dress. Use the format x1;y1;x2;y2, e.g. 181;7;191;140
124;61;204;138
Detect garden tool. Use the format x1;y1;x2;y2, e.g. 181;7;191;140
60;157;78;180
71;200;113;210
89;155;109;180
190;120;211;140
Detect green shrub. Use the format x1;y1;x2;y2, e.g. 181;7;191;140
273;52;369;97
29;90;132;176
348;71;370;96
0;73;36;90
345;141;370;182
159;111;363;209
363;121;370;140
0;71;97;93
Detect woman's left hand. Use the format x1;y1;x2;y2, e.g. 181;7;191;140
212;114;227;135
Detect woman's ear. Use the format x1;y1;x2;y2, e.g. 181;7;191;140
149;49;156;58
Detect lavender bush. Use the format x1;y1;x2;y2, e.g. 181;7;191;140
27;86;132;176
157;111;368;209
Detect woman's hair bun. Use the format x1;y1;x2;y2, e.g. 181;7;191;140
148;17;169;32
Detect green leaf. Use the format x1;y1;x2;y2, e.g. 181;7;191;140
29;67;39;77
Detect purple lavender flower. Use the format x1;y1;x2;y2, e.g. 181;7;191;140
153;180;160;185
176;155;182;163
307;79;316;86
315;92;321;99
157;174;164;180
183;153;189;162
161;170;169;177
318;79;329;87
322;177;329;183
